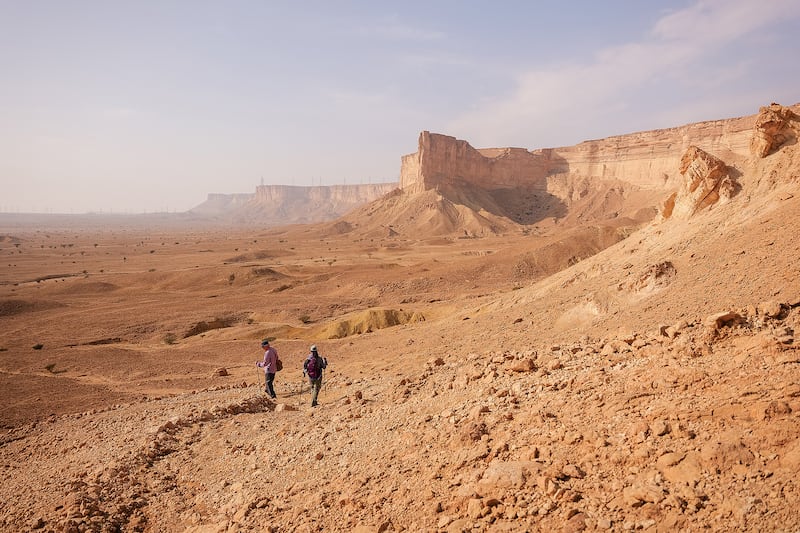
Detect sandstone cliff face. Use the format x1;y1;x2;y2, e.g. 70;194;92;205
400;131;550;193
401;114;759;198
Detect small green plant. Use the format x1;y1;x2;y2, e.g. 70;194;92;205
164;333;177;345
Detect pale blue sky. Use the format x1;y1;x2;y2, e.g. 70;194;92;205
2;0;799;213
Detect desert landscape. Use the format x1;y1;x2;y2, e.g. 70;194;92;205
1;102;800;532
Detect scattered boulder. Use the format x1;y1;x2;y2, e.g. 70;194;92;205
705;311;744;330
757;300;783;318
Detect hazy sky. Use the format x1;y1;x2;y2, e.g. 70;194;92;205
2;1;799;213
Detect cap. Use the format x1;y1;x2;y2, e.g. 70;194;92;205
310;344;317;352
261;339;270;347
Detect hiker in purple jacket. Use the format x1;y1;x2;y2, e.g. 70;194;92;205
256;339;278;399
303;344;328;407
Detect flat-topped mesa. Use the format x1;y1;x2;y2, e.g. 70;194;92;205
400;131;550;193
401;105;800;198
255;183;395;205
190;183;396;224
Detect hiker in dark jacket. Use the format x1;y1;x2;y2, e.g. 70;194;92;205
303;344;328;407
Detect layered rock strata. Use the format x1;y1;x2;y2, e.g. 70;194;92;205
401;104;800;198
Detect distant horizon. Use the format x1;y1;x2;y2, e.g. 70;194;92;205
3;0;799;213
0;179;403;216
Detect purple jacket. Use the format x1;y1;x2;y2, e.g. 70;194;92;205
257;346;278;373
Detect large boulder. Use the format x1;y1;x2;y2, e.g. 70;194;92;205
750;103;799;158
660;146;734;220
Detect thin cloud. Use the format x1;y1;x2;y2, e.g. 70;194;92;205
447;0;800;148
652;0;800;44
358;17;445;42
397;51;471;69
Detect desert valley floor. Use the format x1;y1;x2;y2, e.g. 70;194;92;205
1;186;799;533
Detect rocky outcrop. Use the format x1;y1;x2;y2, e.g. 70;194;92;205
660;146;734;220
750;103;799;158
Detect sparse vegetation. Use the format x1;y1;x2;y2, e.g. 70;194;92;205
44;363;66;374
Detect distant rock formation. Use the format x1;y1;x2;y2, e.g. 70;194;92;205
190;183;396;225
388;102;799;235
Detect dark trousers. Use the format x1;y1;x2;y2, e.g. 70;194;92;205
266;372;276;398
310;377;322;406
